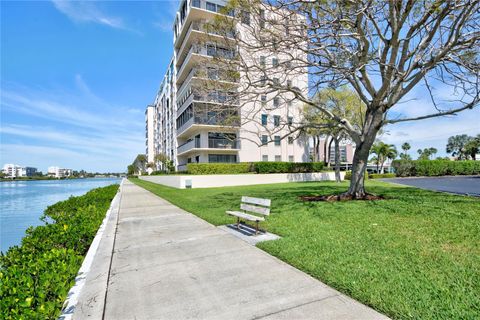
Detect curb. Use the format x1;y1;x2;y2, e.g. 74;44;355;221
59;178;124;320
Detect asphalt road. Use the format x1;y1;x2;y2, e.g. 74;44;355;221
381;176;480;197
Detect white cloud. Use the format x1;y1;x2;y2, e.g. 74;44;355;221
51;0;133;32
1;79;145;172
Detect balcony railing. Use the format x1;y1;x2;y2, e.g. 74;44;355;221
177;44;237;80
208;138;240;149
177;137;239;154
190;0;235;17
177;114;240;136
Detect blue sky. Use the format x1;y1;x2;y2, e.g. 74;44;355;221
1;0;180;172
1;1;478;173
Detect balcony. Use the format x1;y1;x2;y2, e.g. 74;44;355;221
177;91;240;112
176;44;237;84
174;0;235;48
176;20;235;58
177;137;240;155
208;138;240;149
177;137;200;155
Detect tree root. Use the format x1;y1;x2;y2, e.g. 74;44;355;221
299;193;385;202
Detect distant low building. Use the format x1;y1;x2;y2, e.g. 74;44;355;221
2;164;37;178
48;166;72;178
309;137;356;164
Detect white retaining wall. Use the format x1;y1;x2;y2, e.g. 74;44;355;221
140;172;345;189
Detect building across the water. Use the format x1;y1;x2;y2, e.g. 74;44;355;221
146;0;309;171
2;164;38;178
47;166;72;178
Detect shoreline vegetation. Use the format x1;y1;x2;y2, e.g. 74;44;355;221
130;178;479;319
0;176;122;182
0;184;119;319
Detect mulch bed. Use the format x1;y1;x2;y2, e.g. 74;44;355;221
299;193;385;202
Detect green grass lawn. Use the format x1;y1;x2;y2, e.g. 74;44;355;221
130;178;480;319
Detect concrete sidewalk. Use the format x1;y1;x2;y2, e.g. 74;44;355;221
73;180;388;319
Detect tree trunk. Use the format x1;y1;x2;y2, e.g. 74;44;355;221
323;135;329;164
313;136;318;161
327;137;334;168
345;110;383;198
334;136;341;183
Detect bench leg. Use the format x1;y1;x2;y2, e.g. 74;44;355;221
255;221;259;235
237;217;240;230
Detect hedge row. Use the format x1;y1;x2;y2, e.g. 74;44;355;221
253;162;324;173
0;184;119;319
392;160;480;177
186;162;325;175
187;163;252;175
369;173;396;179
344;171;369;180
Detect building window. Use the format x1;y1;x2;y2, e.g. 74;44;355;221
259;9;265;28
274;136;281;146
285;61;292;69
288;136;293;144
260;76;267;86
192;0;201;8
287;100;293;107
275;155;281;161
288;116;293;125
206;44;216;56
274;115;280;127
272;57;278;67
209;154;237;163
289;155;294;162
287;80;292;87
206;2;216;12
207;68;218;80
261;135;268;145
273;78;280;85
273;97;280;107
260;56;266;67
261;114;268;126
241;10;250;25
261;95;267;106
262;155;268;162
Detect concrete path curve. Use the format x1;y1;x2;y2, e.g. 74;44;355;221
73;180;388;320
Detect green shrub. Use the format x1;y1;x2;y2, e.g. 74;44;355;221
187;163;252;174
369;173;396;179
0;184;118;319
392;160;480;177
186;162;324;174
254;162;324;173
344;171;369;180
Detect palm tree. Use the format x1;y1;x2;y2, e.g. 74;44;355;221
370;142;398;173
401;142;411;155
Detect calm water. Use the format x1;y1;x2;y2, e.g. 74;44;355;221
0;178;121;253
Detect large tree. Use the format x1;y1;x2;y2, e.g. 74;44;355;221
304;87;366;182
213;0;479;198
446;134;471;159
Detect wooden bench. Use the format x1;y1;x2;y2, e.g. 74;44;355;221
226;196;271;235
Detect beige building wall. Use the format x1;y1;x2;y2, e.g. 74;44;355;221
148;0;310;170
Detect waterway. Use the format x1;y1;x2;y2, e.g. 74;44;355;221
0;178;120;253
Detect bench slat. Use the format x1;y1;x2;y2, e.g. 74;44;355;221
241;196;271;207
240;203;270;216
226;211;265;221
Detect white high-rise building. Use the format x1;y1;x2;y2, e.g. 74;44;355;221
146;0;309;170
